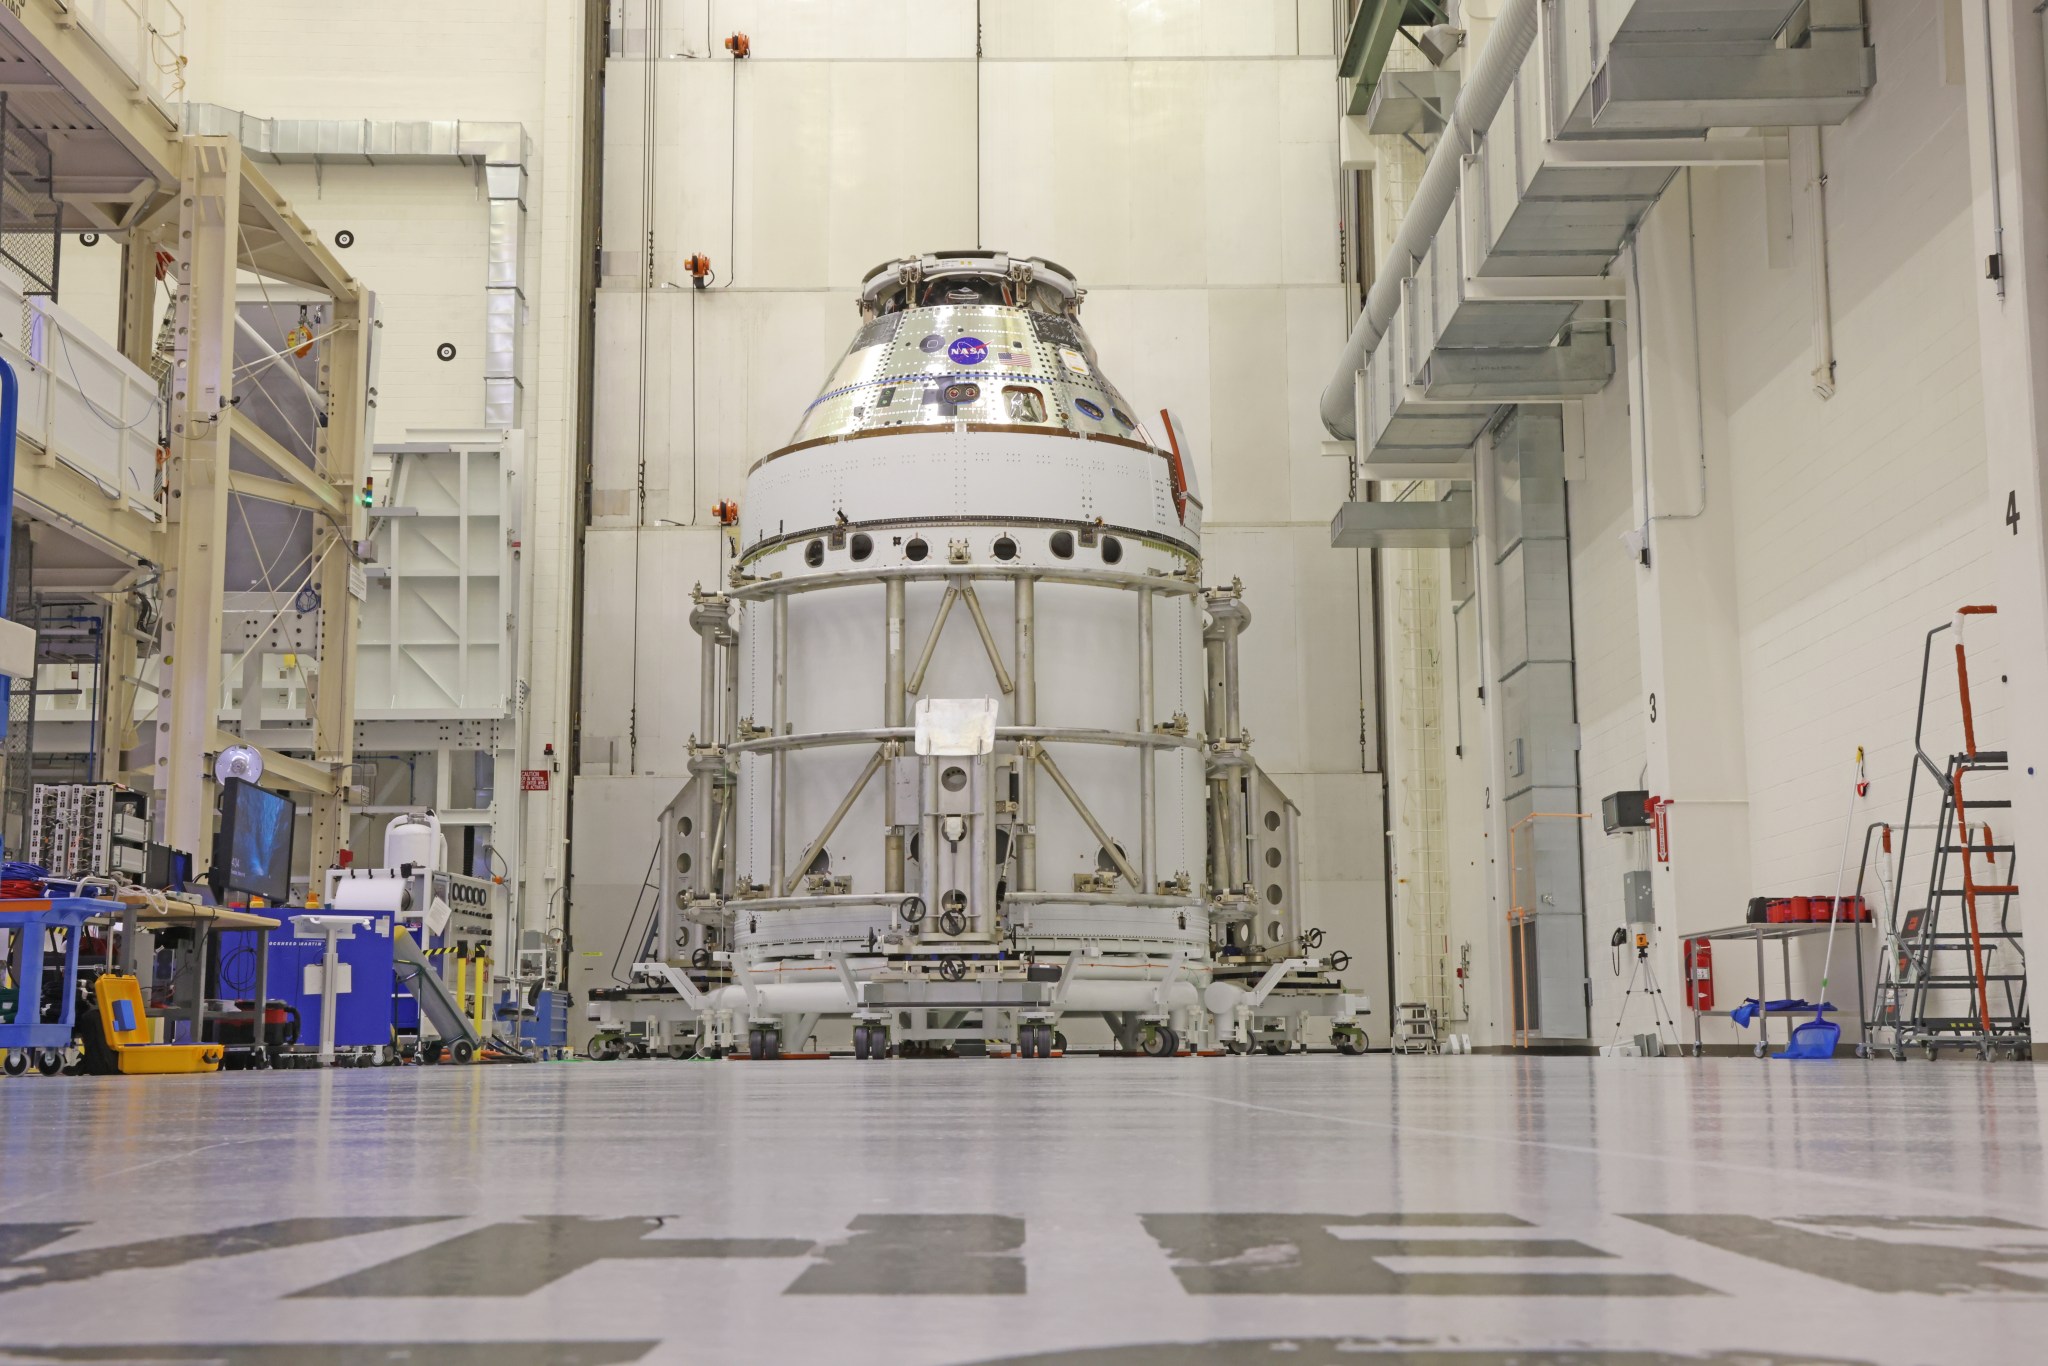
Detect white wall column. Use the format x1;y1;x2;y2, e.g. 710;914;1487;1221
1960;0;2048;1018
1622;176;1755;1041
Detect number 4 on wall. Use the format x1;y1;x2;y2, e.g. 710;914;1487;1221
2009;490;2022;535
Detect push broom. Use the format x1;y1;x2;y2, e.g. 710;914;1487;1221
1781;748;1866;1059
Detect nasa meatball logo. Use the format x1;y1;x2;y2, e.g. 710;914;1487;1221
947;336;989;365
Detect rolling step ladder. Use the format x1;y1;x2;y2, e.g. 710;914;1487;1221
1871;607;2028;1061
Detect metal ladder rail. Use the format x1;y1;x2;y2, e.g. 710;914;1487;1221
1900;760;2018;1042
1947;606;2015;1043
1889;612;2000;958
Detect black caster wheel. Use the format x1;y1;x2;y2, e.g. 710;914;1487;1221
748;1028;765;1060
1141;1027;1178;1058
1052;1031;1067;1054
3;1050;26;1077
1262;1042;1285;1056
423;1040;444;1065
853;1025;872;1060
449;1039;475;1065
36;1049;65;1076
764;1031;781;1060
1337;1034;1368;1056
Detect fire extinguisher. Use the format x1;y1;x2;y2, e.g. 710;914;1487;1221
1683;937;1714;1011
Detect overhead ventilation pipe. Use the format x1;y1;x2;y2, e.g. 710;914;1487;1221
1320;0;1540;440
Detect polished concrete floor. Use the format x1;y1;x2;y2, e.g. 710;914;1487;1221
1;1054;2044;1364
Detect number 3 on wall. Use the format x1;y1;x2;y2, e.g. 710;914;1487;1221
1648;693;1657;723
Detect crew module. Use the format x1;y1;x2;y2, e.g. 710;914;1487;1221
592;252;1366;1059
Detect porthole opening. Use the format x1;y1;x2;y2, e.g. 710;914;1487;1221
1265;884;1284;905
1266;920;1286;941
1050;530;1075;559
1100;536;1124;565
1096;842;1128;874
804;539;825;568
941;765;969;792
677;815;693;837
993;536;1017;561
905;537;930;562
850;533;874;561
677;852;693;875
1264;847;1282;868
1263;810;1282;832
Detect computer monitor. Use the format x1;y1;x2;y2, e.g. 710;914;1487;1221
214;777;295;905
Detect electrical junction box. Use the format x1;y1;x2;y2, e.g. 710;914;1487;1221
1623;869;1655;929
1602;790;1651;834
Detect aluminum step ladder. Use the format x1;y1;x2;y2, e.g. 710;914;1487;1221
1870;608;2028;1061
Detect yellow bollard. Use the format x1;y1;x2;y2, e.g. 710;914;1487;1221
471;955;490;1035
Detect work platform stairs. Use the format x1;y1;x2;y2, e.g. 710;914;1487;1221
1870;608;2028;1061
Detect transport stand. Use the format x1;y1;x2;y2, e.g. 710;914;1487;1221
599;564;1367;1059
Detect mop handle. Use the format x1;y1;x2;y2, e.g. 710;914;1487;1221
1816;748;1866;998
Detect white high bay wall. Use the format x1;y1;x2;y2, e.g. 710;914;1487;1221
116;0;594;924
575;0;1392;1033
1388;2;2040;1050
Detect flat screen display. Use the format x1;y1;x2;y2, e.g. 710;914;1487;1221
220;777;294;904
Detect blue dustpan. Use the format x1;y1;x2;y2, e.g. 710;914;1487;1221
1777;1010;1840;1059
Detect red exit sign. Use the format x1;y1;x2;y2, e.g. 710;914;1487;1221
520;769;551;792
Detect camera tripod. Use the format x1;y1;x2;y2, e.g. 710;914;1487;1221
1611;930;1681;1050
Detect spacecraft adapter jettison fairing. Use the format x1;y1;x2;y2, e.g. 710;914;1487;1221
594;251;1368;1059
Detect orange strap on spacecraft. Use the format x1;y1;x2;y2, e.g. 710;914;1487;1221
1158;409;1191;524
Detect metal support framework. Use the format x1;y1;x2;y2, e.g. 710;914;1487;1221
159;138;241;858
1033;745;1141;891
156;137;368;877
721;562;1205;935
1013;576;1037;893
770;591;789;895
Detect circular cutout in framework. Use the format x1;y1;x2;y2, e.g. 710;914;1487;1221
850;532;873;561
993;535;1017;561
78;233;99;247
904;537;929;562
804;539;825;568
436;341;458;361
335;229;356;248
1049;530;1074;559
1100;536;1123;565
